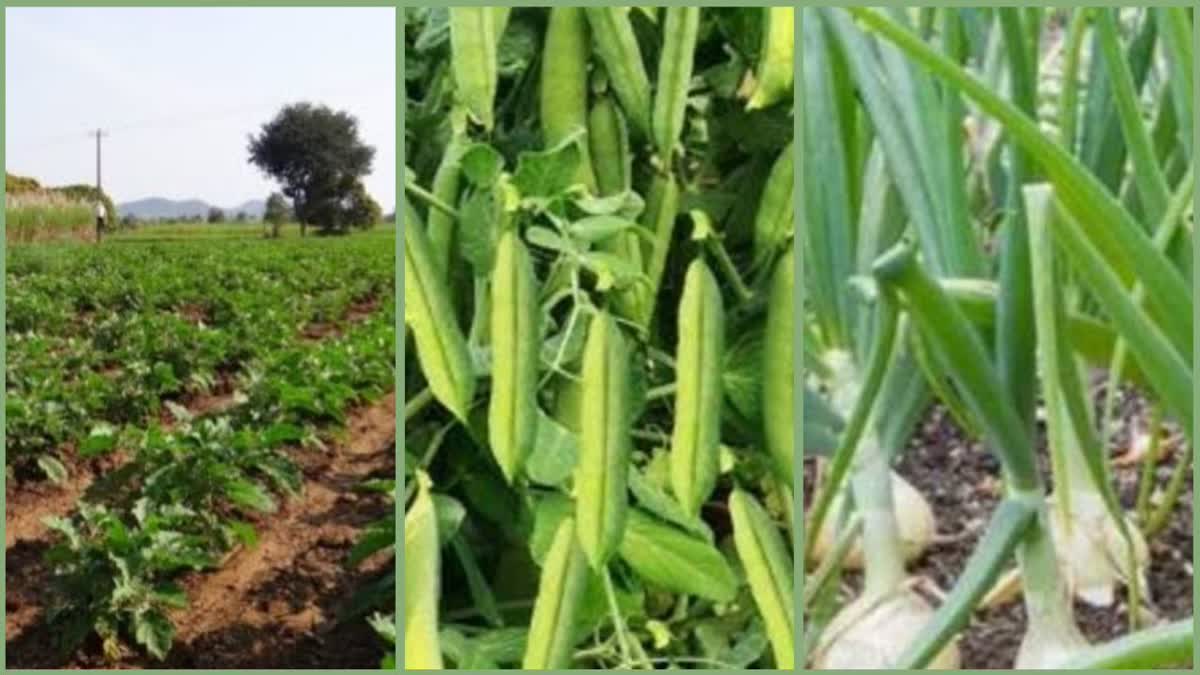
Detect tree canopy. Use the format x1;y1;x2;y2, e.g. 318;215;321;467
247;102;380;235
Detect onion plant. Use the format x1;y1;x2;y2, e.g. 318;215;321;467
802;7;1193;670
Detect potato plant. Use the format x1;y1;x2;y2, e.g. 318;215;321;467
403;6;795;669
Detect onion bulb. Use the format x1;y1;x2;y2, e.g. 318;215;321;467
811;587;960;669
1014;614;1089;669
808;469;936;570
1046;491;1149;607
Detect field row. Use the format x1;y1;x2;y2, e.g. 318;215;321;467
5;233;397;666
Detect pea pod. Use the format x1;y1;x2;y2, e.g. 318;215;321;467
652;7;700;160
404;473;443;670
746;7;795;110
753;141;795;267
589;94;647;323
585;7;652;139
588;94;632;196
575;312;631;568
450;8;499;130
404;203;476;421
638;172;680;330
488;231;540;483
729;488;795;669
493;6;511;39
427;111;469;277
763;249;795;483
541;7;598;192
522;517;589;669
670;259;725;516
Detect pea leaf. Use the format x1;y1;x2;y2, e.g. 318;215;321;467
460;143;504;186
568;215;639;244
619;509;737;603
525;409;579;486
457;188;499;274
512;134;583;198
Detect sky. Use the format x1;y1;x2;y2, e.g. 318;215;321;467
6;7;396;212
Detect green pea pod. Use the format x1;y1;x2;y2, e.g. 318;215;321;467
541;7;598;192
763;249;795;484
404;473;443;670
729;488;795;669
639;172;680;330
753;141;795;267
589;94;647;323
670;259;725;516
746;7;795;110
585;7;652;140
427;111;469;277
493;6;511;39
522;517;589;669
588;94;631;196
652;7;700;160
450;8;498;130
575;312;631;569
404;205;476;421
488;231;540;483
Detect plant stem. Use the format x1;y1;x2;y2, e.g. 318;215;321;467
704;236;754;305
405;178;459;219
853;430;906;599
644;382;676;402
1015;508;1080;644
1134;405;1164;523
803;513;863;605
1144;440;1193;538
405;388;435;421
601;568;641;669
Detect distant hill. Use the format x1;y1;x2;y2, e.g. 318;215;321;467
118;197;266;220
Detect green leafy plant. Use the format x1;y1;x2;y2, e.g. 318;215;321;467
802;7;1193;670
404;6;795;669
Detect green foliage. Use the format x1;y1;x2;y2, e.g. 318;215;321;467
404;6;794;670
803;7;1193;670
7;232;396;661
5;173;118;242
247;102;379;235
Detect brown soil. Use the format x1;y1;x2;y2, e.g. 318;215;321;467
177;303;209;326
302;297;380;341
892;388;1192;669
5;394;396;669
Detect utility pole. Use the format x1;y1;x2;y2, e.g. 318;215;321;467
91;128;107;242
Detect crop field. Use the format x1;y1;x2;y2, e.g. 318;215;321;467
108;220;376;243
404;6;794;670
5;229;397;668
802;7;1193;670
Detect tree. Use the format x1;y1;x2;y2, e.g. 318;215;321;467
247;102;377;236
234;210;248;222
207;207;225;224
263;192;290;239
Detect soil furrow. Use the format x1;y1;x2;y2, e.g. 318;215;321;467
6;393;396;669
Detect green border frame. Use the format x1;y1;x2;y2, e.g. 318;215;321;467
1;2;1196;673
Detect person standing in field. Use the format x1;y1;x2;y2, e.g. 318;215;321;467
95;200;106;241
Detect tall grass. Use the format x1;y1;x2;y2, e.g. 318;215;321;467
5;192;95;243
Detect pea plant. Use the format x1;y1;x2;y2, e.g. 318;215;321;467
403;7;794;669
802;7;1193;670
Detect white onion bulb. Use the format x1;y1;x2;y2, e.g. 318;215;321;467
812;587;961;669
1046;492;1149;607
809;470;936;570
